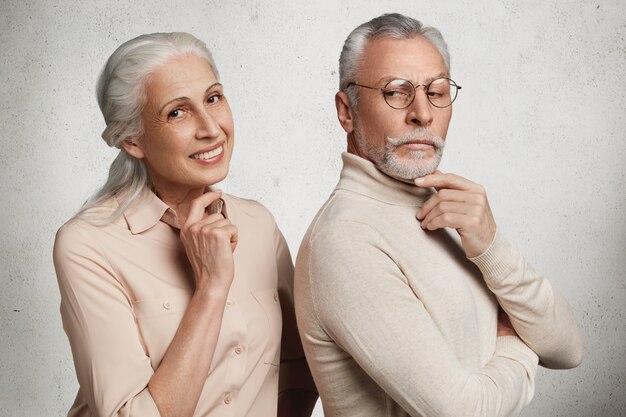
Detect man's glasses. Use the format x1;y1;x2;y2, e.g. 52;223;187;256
347;77;461;109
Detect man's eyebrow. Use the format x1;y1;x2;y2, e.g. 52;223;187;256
380;73;450;85
428;73;449;82
158;83;223;114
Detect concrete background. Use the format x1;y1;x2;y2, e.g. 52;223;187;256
1;0;624;416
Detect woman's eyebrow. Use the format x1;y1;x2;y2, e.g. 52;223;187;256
159;96;188;114
158;83;223;113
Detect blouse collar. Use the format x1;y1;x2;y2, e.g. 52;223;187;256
121;189;225;234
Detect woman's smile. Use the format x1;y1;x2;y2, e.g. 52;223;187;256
190;143;225;165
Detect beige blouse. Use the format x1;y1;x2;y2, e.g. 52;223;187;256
53;191;312;417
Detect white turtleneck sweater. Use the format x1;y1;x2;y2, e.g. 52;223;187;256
294;153;582;417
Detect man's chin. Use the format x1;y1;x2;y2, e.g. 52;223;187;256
378;157;440;183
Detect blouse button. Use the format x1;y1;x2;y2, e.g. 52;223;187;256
163;301;172;310
273;292;278;302
234;345;243;355
224;392;232;404
226;299;234;307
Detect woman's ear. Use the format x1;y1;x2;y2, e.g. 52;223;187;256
335;91;355;134
121;137;145;159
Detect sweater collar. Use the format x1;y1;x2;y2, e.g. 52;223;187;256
336;152;434;207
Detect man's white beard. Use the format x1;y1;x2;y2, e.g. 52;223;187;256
354;123;445;181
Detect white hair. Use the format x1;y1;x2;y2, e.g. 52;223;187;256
339;13;451;107
76;32;219;224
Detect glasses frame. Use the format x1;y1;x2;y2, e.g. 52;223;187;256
347;77;462;109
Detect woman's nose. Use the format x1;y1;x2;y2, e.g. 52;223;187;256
195;110;221;139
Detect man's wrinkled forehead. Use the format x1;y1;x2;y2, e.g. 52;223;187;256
357;36;449;84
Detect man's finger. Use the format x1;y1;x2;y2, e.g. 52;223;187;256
417;189;469;219
414;172;478;192
419;201;469;229
422;211;467;232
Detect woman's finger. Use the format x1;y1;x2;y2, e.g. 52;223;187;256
185;219;232;243
182;191;223;227
223;224;238;252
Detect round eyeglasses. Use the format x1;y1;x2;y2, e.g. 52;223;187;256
347;77;461;109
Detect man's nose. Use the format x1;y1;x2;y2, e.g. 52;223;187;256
195;109;221;139
405;87;433;127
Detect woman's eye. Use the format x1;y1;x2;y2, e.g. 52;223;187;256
207;93;223;104
168;109;184;119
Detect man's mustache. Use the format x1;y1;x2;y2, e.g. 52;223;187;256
386;128;446;150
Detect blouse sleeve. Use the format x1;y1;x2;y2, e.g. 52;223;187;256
273;223;317;395
53;221;161;417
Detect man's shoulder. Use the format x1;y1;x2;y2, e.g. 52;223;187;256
305;190;389;246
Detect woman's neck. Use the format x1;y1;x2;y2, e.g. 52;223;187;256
155;186;207;215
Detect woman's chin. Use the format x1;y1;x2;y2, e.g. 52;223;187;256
198;168;230;188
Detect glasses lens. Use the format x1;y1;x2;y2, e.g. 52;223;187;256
382;80;415;109
428;78;457;108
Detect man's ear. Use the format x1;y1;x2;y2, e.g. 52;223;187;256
335;91;355;134
120;137;145;159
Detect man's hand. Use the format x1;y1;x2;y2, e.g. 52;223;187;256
497;307;518;337
415;171;496;258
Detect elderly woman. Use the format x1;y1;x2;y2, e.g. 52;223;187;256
53;32;317;417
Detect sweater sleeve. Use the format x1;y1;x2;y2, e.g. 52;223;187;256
306;221;538;417
53;222;161;417
274;222;317;394
469;231;583;369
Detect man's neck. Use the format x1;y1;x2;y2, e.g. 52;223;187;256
345;149;418;185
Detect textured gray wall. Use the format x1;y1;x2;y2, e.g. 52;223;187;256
1;1;624;416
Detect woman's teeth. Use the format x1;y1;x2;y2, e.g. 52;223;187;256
192;146;223;160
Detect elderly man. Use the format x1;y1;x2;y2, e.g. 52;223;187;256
294;13;583;417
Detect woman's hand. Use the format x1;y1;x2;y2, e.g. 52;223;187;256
149;190;236;417
178;191;238;294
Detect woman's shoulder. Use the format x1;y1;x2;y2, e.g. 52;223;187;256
55;198;119;249
52;217;101;275
222;193;276;225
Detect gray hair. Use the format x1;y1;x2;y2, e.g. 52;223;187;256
339;13;451;107
77;32;219;224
